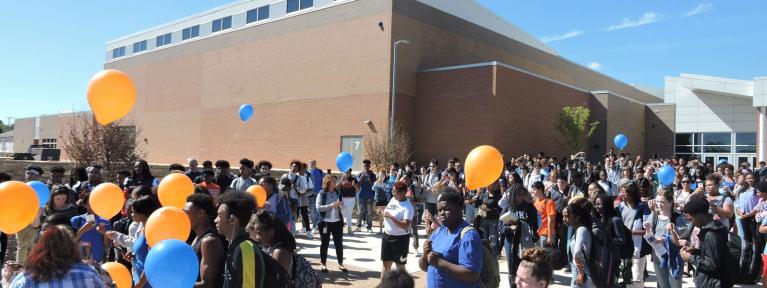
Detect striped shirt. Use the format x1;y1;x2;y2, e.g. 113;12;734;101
10;263;105;288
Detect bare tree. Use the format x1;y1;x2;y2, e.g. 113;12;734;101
364;122;412;172
61;114;144;180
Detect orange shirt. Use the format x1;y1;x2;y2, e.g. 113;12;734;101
199;182;221;198
534;198;557;237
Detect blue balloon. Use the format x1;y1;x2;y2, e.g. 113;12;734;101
658;165;676;187
145;239;199;288
239;104;254;122
336;152;354;172
613;134;628;150
27;181;49;207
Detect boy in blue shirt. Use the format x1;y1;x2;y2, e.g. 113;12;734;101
419;187;483;288
72;192;112;263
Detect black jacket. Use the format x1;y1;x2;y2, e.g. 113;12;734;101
690;220;731;288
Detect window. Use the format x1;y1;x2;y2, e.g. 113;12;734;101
703;146;731;153
287;0;313;13
133;40;147;53
246;5;270;23
42;138;57;149
156;33;172;47
675;133;692;146
112;46;125;58
212;16;232;33
182;25;200;40
702;133;730;146
736;133;756;146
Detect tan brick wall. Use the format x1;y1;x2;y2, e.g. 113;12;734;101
104;0;394;169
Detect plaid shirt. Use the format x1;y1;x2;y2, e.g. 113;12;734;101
10;263;105;288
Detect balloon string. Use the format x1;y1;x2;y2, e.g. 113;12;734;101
221;122;243;161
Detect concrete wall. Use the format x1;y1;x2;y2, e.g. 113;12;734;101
665;76;755;133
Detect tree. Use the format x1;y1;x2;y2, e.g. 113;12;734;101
0;120;10;133
555;106;599;152
364;122;412;171
61;114;144;180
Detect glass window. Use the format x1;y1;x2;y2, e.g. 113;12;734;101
212;16;232;32
182;25;199;40
247;6;270;23
675;133;692;146
703;133;731;146
133;40;147;53
156;33;172;47
287;0;313;13
737;133;756;146
112;46;125;58
703;146;731;153
694;146;702;153
736;146;757;153
258;5;270;20
675;146;692;153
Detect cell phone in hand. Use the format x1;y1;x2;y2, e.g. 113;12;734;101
86;214;96;223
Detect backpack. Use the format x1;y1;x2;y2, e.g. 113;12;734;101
292;253;323;288
460;226;500;288
242;239;296;288
615;219;634;259
725;229;762;285
589;221;618;287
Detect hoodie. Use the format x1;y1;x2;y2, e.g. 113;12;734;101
689;220;731;288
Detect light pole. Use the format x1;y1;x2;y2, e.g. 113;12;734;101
390;40;409;139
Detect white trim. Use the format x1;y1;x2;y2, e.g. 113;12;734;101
646;103;675;107
106;0;358;63
419;61;652;105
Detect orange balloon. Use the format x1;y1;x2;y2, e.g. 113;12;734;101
464;145;504;190
87;69;136;125
101;262;132;288
246;185;267;208
90;183;125;219
145;206;191;247
158;173;194;208
0;181;39;234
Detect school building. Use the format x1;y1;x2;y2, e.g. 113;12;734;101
14;0;684;169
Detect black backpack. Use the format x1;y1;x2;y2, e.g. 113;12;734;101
725;230;762;285
589;222;618;287
244;239;296;288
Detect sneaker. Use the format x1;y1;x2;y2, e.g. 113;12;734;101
354;227;362;232
305;230;313;240
366;227;373;233
347;227;353;235
311;227;318;235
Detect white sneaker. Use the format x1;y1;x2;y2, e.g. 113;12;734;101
311;227;318;235
305;230;313;240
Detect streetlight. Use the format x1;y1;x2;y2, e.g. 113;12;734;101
390;40;409;139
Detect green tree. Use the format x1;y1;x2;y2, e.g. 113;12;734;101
0;120;9;133
555;106;599;152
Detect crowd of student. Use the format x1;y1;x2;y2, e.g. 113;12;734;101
2;150;767;288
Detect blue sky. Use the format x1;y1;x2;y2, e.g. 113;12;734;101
1;1;765;122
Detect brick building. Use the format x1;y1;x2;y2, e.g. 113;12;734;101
95;0;670;169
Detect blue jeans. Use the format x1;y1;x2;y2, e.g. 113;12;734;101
356;198;374;229
464;205;477;223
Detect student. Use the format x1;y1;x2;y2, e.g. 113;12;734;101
215;192;267;288
617;182;651;287
229;158;256;193
41;185;79;222
378;269;415;288
703;174;734;229
197;169;221;199
214;160;235;193
380;181;414;279
680;194;731;288
500;184;539;284
531;181;556;247
8;225;104;287
647;188;686;288
184;193;226;288
71;192;112;263
357;159;377;233
419;187;483;288
565;199;594;288
247;209;297;278
474;180;503;254
515;247;553;288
